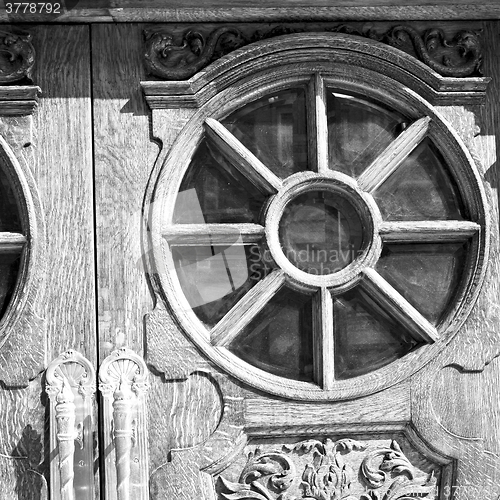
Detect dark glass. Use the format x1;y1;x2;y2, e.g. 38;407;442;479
222;89;309;178
373;139;464;220
0;253;20;316
0;168;22;231
172;243;273;327
327;91;405;178
228;287;314;381
376;243;467;325
279;190;364;275
334;288;418;379
174;142;266;224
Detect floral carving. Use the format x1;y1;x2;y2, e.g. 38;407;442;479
0;29;35;84
143;24;483;81
217;439;438;500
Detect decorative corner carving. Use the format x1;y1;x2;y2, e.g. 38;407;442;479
143;24;484;81
98;347;150;500
376;26;483;78
0;30;35;84
218;438;438;500
45;350;96;500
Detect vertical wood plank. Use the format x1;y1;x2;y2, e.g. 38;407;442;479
31;25;96;362
92;24;160;358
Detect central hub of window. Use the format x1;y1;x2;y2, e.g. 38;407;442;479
279;190;364;275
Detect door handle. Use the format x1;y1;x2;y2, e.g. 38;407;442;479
45;350;96;500
99;347;150;500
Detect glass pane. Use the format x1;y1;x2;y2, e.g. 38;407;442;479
327;90;405;178
0;253;20;316
334;288;418;379
376;243;467;325
174;142;266;224
222;89;308;178
279;190;364;275
373;139;464;220
228;287;314;381
0;168;22;231
172;243;273;328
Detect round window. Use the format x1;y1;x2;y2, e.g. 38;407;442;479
152;67;487;399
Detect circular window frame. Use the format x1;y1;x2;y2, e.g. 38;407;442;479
150;52;489;401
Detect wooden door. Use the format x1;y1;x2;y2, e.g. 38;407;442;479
0;18;499;500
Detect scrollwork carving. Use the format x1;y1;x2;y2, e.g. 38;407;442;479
143;24;484;81
144;27;245;80
218;439;438;500
378;26;482;77
0;29;35;84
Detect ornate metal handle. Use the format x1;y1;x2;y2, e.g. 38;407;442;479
99;347;150;500
45;350;96;500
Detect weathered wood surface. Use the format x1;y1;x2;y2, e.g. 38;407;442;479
92;24;159;359
411;20;500;499
0;2;499;22
32;25;96;361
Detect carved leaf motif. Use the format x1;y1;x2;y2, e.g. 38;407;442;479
360;440;415;489
219;476;273;500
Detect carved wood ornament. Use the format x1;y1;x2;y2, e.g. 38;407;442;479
0;29;35;84
218;439;438;500
45;350;96;500
144;24;483;81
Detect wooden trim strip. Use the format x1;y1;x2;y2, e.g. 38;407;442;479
0;232;26;252
379;220;480;243
307;73;329;174
312;287;335;390
211;269;285;346
162;223;265;245
361;268;439;343
205;118;282;195
357;116;431;193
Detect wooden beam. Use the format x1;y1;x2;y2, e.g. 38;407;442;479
0;232;26;253
162;223;265;245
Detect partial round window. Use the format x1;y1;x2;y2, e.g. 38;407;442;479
153;66;487;398
0;161;25;319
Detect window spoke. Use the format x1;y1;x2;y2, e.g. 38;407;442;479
205;118;282;195
0;232;26;253
312;286;335;389
307;73;329;174
380;220;480;243
211;269;285;346
163;223;265;245
360;268;439;343
357;116;431;193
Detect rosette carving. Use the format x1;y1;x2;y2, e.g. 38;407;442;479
217;439;439;500
0;29;35;84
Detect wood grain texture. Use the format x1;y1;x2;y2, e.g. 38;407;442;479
0;376;47;500
245;380;410;434
1;3;500;22
312;287;334;390
211;270;285;346
0;232;26;252
92;24;160;359
361;268;439;343
357;116;430;192
307;73;328;174
205;118;282;195
410;21;500;500
31;25;96;361
162;223;265;245
379;220;480;242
